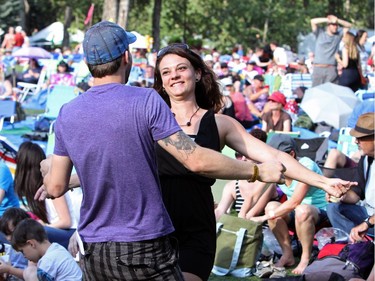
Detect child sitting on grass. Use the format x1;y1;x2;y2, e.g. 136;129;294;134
11;218;82;281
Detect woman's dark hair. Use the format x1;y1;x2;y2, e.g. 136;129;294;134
355;29;367;45
30;58;41;68
153;44;223;112
57;60;70;73
0;207;30;236
14;141;48;223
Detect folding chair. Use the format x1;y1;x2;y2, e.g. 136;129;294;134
336;127;359;158
0;135;17;175
0;100;17;130
16;68;47;103
294;137;328;164
318;165;359;182
267;131;300;143
35;85;78;133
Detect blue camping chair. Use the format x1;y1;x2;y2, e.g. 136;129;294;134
0;100;17;130
35;85;78;133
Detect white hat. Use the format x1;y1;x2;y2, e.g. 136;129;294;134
233;53;240;60
220;77;233;87
15;26;22;33
204;54;213;61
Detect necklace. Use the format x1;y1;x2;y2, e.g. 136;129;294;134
173;107;200;127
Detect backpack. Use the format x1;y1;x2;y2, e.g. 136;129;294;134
304;241;374;280
34;117;53;132
338;241;374;279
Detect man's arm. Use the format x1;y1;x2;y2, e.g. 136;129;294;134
311;15;352;32
43;155;73;199
157;131;285;183
310;17;328;32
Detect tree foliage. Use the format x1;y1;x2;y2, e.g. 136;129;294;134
0;0;373;54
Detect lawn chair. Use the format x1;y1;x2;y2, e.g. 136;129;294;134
280;73;312;98
0;100;17;130
318;165;359;182
35;85;78;133
16;68;47;103
336;127;358;158
0;135;17;175
294;137;328;164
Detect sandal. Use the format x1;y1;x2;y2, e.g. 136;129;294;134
269;266;287;278
254;261;273;278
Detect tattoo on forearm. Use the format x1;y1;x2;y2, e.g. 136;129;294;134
162;131;197;156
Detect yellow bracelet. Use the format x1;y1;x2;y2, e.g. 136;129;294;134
247;164;259;182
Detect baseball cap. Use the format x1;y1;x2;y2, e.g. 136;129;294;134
350;112;374;138
268;91;287;106
83;21;137;65
268;134;296;153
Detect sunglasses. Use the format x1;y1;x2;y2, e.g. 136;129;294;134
157;43;190;58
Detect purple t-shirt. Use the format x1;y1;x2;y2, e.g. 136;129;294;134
54;83;180;243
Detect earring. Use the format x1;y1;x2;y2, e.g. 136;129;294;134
196;78;200;82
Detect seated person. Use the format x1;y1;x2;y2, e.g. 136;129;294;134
0;162;20;219
11;218;82;281
324;100;374;170
0;208;30;280
47;60;75;87
0;65;14;100
221;77;259;129
14;142;81;249
251;134;328;275
327;113;374;237
261;91;292;133
215;129;279;220
244;74;269;115
16;59;42;84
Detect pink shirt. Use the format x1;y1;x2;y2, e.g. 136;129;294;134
50;73;75;86
230;91;253;121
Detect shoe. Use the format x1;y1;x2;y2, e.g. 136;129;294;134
269;266;286;278
254;261;273;278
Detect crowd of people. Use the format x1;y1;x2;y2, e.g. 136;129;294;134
0;14;373;281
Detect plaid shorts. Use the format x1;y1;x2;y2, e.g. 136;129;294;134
82;236;184;280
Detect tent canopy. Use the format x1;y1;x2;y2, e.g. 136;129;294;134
29;22;84;46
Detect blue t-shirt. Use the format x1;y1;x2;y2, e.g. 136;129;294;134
278;157;327;210
37;243;82;281
54;83;181;243
0;162;20;215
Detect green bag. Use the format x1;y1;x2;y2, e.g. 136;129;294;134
212;214;263;277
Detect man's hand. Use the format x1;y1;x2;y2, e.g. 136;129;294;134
327;15;338;24
257;162;286;184
34;185;54;201
350;222;368;242
324;178;357;198
40;155;52;177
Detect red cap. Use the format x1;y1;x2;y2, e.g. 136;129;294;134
268;91;286;106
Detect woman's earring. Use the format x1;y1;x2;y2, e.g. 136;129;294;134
196;78;200;82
